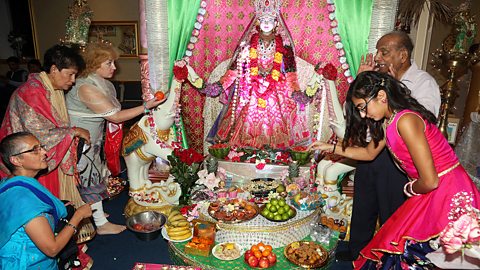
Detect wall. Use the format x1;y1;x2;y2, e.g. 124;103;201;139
30;0;141;81
0;0;14;58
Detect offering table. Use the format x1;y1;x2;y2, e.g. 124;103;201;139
168;233;338;269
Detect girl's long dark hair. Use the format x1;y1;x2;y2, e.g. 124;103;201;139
342;71;437;150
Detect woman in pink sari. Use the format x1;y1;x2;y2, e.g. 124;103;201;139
310;71;480;269
0;45;90;204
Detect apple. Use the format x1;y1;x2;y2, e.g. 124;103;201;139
247;255;259;267
258;257;270;268
267;252;277;264
244;250;253;262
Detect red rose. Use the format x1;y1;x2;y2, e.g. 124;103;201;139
173;64;188;82
322;63;337;80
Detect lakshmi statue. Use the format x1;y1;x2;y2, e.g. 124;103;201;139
201;0;310;149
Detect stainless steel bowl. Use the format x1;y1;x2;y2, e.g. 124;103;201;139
126;211;166;241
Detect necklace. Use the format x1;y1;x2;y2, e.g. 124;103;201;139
386;111;397;126
249;33;283;82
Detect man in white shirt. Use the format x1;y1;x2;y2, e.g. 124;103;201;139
337;31;441;261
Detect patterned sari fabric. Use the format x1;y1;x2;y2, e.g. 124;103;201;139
0;176;67;270
354;110;480;269
0;73;77;197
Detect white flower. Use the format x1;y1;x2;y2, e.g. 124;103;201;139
197;169;221;190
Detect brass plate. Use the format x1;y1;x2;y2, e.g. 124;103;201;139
208;200;259;224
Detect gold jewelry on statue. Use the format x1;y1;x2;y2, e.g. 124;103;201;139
156;128;170;142
134;148;156;162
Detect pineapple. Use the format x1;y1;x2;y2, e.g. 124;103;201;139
288;161;300;179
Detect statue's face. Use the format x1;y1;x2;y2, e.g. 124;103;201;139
259;16;276;34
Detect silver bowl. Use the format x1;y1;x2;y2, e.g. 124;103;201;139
126;211;166;241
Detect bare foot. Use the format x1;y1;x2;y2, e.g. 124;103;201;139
96;222;126;235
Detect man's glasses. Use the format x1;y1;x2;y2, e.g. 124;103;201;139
12;144;46;156
356;96;375;114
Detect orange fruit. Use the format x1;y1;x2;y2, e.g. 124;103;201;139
262;250;271;257
251;245;259;253
264;245;273;252
154;91;165;101
257;242;265;251
254;250;263;259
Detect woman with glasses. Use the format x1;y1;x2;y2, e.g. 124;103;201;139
309;71;479;269
65;42;162;235
0;132;92;269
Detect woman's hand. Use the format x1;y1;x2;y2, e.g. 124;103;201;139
145;96;164;109
74;127;90;144
74;203;93;220
308;141;334;152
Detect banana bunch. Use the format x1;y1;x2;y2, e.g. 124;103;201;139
165;209;192;241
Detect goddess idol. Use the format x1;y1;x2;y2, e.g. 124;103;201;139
200;0;310;149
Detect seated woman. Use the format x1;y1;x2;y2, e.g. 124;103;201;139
0;132;92;269
310;71;480;269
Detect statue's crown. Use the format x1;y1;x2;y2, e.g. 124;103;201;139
255;0;281;19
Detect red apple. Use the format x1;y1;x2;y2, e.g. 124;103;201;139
258;257;270;268
244;250;253;262
267;252;277;264
247;255;259;267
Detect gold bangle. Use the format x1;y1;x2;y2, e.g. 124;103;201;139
66;223;78;234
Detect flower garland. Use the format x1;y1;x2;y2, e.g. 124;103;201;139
249;33;284;84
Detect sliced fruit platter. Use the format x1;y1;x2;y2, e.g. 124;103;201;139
208;198;259;223
284;241;328;268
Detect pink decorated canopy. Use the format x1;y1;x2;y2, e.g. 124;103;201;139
181;0;351;152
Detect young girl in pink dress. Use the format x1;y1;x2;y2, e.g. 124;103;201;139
310;71;480;269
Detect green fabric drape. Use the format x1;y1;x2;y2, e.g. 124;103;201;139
335;0;373;78
167;0;201;148
168;0;201;84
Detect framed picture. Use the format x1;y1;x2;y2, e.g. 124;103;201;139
446;116;461;144
88;21;139;58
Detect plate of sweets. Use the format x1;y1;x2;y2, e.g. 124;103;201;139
208;198;259;223
246;178;279;198
212;242;244;261
284;241;329;268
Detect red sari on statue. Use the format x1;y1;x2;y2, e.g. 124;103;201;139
354;110;480;269
0;73;78;198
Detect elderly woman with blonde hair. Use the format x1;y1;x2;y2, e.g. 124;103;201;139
66;42;163;235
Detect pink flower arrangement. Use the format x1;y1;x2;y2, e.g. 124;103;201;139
196;167;226;191
439;192;480;256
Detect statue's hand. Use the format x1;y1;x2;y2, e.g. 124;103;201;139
329;120;346;140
